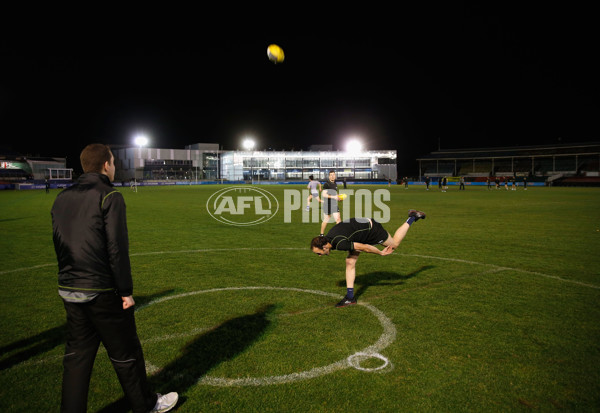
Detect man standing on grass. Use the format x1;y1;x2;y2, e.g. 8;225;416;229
310;210;426;307
320;170;342;236
52;144;178;413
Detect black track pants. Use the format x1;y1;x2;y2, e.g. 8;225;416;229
61;292;157;413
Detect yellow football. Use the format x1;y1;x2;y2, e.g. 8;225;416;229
338;193;347;201
267;44;285;64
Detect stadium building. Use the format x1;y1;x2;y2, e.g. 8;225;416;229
0;155;72;189
111;143;398;183
416;142;600;186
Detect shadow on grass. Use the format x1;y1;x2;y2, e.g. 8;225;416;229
97;304;275;412
0;289;175;372
337;265;435;298
0;216;35;223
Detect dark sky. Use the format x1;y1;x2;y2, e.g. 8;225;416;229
1;6;598;175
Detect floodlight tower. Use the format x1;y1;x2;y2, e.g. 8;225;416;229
345;138;363;153
242;138;255;151
345;137;364;179
242;138;256;183
134;133;149;149
133;133;148;184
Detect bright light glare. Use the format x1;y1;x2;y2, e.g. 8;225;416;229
134;134;149;147
242;138;255;150
346;139;363;153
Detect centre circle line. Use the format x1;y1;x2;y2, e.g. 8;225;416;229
138;286;397;386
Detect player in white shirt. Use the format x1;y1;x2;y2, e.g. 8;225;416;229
306;175;323;211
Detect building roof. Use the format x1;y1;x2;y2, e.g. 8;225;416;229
417;143;600;160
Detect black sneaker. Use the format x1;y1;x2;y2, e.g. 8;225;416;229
408;209;426;221
335;295;357;307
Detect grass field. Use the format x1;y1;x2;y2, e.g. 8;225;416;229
1;184;599;412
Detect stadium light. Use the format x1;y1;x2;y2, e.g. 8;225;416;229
242;138;256;151
345;138;363;153
134;133;149;148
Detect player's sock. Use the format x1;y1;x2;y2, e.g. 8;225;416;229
346;287;354;299
406;216;416;226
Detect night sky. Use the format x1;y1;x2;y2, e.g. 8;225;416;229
1;6;598;175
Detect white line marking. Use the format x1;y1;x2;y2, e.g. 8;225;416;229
14;328;210;369
6;248;598;289
0;263;55;275
347;352;391;372
398;253;600;289
145;361;160;375
138;286;397;386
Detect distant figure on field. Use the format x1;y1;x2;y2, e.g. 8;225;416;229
306;175;323;211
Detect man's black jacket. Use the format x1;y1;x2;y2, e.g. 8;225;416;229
52;173;133;297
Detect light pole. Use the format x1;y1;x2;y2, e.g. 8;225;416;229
243;138;256;184
345;138;363;180
133;133;149;182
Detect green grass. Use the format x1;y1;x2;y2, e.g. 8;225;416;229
1;184;599;412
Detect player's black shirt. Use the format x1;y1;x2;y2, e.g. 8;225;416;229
322;180;338;210
325;218;387;251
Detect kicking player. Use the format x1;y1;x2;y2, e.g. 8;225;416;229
306;175;323;210
310;210;426;307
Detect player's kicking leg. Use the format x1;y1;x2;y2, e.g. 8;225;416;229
382;210;426;250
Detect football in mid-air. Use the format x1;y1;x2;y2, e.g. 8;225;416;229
267;44;285;64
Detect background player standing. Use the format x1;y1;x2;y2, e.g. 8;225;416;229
320;170;342;235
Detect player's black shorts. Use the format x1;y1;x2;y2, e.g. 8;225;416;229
323;201;339;215
367;220;390;245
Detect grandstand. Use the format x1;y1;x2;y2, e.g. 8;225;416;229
0;155;71;189
416;143;600;186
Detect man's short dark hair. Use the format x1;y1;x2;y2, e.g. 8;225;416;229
80;144;112;174
309;175;314;180
310;236;329;250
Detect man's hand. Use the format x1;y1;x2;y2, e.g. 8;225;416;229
122;295;135;309
354;243;393;256
380;245;395;256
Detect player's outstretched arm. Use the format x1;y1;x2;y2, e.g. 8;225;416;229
353;243;392;256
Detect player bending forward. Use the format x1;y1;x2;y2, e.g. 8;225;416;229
310;210;426;307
